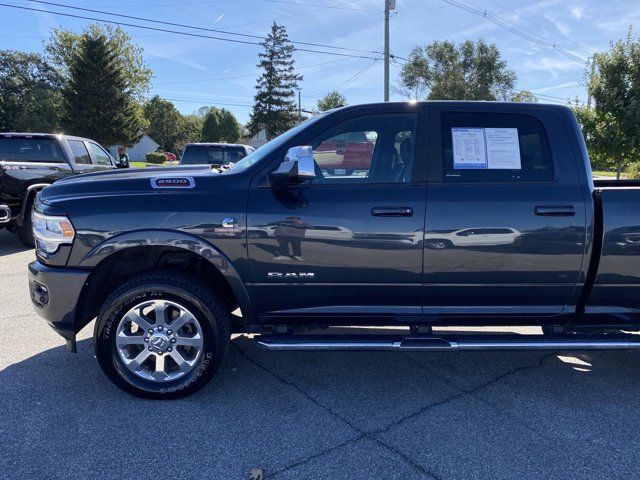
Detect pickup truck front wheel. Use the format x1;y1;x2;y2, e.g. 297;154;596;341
94;272;230;399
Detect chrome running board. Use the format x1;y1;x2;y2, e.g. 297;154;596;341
255;334;640;352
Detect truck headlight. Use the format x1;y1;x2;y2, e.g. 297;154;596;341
32;211;75;253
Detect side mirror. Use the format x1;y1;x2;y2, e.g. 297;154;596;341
270;146;316;187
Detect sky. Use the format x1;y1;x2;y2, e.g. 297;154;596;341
1;0;639;124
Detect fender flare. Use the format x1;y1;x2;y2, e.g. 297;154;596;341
78;229;255;322
20;183;50;224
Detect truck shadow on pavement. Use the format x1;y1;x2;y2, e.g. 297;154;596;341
3;331;640;479
0;230;31;257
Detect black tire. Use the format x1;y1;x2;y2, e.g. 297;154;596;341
17;205;34;248
94;271;230;399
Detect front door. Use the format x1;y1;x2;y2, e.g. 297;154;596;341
247;111;427;318
423;106;588;315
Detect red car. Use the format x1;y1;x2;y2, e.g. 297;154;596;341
314;131;374;175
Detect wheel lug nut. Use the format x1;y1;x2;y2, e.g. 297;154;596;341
148;347;153;351
167;330;172;335
144;337;149;342
158;326;163;331
170;338;176;343
148;329;153;334
158;351;163;355
168;347;172;352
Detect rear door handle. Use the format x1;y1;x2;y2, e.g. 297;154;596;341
534;205;576;217
371;207;413;217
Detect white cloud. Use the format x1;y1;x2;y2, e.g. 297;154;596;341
544;13;571;36
569;6;584;19
535;81;579;92
520;56;585;75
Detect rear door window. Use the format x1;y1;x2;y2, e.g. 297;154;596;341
441;112;554;182
88;142;113;166
67;140;91;165
0;138;65;163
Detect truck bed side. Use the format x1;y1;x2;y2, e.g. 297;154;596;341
587;182;640;314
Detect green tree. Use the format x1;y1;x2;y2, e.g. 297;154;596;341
399;39;516;101
179;113;205;151
247;23;302;140
587;29;640;178
317;90;347;111
62;32;145;147
144;95;185;152
511;90;538;103
201;107;241;142
45;23;151;100
0;50;62;132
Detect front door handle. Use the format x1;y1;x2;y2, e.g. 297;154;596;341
371;207;413;217
534;205;576;217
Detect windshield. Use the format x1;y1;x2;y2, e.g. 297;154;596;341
181;145;247;165
228;113;327;174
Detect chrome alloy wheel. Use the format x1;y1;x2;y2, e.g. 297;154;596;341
115;299;204;382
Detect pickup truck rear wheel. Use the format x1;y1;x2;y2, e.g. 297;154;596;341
17;205;34;247
94;272;230;399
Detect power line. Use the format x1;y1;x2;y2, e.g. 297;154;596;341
0;3;379;60
155;57;352;85
26;0;381;55
438;0;588;64
305;54;383;98
482;0;592;56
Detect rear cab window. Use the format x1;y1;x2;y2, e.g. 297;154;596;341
0;137;65;163
440;112;554;182
181;145;248;166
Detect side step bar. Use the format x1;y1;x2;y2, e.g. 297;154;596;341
255;334;640;352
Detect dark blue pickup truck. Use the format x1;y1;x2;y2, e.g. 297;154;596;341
27;102;640;398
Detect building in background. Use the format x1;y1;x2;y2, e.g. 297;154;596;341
108;134;159;162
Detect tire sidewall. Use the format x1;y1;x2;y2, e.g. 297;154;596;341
95;281;224;399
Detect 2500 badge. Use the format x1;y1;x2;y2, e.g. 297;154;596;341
150;177;195;189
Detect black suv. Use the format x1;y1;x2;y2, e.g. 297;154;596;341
0;133;122;246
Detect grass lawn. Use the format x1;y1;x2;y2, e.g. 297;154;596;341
592;171;620;177
130;161;176;168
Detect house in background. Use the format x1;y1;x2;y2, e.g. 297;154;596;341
244;129;268;149
109;134;159;161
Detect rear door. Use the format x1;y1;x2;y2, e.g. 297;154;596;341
66;139;95;174
87;141;117;171
423;105;588;315
246;105;428;317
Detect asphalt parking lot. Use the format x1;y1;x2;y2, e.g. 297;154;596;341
2;229;640;479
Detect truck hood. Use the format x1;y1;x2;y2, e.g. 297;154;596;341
39;165;223;204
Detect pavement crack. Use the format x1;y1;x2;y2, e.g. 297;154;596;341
233;342;440;479
369;353;556;438
263;436;365;479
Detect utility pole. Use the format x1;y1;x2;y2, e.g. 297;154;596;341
383;0;390;102
586;53;597;108
297;88;302;121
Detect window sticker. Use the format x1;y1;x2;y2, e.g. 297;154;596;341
452;127;521;170
485;128;521;169
452;128;487;169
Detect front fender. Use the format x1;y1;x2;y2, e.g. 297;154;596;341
78;229;254;321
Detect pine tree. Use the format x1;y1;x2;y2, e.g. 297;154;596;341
62;33;144;147
248;23;302;140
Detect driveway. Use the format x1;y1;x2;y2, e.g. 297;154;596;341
1;229;639;479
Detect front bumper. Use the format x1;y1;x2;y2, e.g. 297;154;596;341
28;261;90;352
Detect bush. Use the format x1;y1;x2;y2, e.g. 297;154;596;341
625;162;640;180
146;152;167;164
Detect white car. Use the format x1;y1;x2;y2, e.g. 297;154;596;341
424;227;522;249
